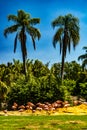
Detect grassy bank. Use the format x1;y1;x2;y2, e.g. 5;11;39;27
0;115;87;130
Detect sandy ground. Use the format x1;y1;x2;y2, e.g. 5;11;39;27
0;104;87;116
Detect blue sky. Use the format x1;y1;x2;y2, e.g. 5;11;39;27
0;0;87;66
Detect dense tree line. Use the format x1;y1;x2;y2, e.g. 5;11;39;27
0;59;87;110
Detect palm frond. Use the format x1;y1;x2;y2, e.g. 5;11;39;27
17;10;25;19
69;18;80;50
27;26;41;40
4;24;19;37
53;28;63;48
29;18;40;25
83;46;87;51
78;54;87;61
82;59;87;69
52;16;64;28
8;15;18;22
17;10;31;25
70;30;80;49
31;36;36;50
25;13;31;19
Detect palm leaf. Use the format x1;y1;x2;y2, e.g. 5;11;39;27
52;16;64;28
4;24;19;37
78;54;87;60
83;46;87;52
70;30;80;50
8;15;18;22
27;26;41;40
53;28;63;48
31;36;36;50
29;18;40;25
82;59;87;69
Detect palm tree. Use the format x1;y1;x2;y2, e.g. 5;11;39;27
4;10;41;75
51;14;80;81
78;46;87;70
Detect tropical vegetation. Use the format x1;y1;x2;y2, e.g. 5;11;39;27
0;10;87;110
0;59;87;110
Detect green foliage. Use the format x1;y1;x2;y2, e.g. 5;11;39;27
64;61;82;80
32;59;50;77
51;61;82;80
73;71;87;98
0;59;87;108
7;71;63;108
63;79;76;95
0;81;7;100
79;82;87;100
60;80;76;103
39;73;64;102
51;63;61;78
0;81;8;110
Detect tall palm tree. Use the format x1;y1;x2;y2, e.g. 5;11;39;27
51;14;80;81
78;46;87;70
4;10;41;75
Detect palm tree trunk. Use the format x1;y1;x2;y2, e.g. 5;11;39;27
22;50;27;75
61;28;67;82
21;26;27;75
61;43;65;82
0;99;2;110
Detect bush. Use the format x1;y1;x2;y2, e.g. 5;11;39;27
7;74;64;109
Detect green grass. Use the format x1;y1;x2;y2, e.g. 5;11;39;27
0;115;87;130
